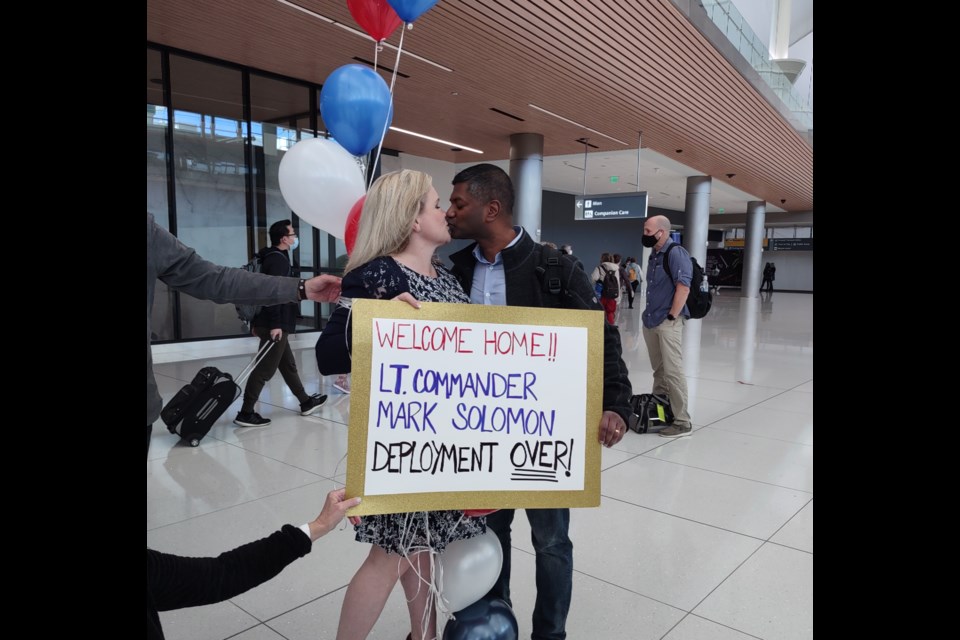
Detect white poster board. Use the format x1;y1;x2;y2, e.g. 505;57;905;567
345;299;604;515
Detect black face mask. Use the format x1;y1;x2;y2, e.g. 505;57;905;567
641;232;659;248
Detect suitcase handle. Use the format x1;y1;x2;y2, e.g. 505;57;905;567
234;339;276;387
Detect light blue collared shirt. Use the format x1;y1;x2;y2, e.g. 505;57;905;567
470;227;524;306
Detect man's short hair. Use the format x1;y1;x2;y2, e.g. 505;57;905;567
269;219;292;246
452;163;514;214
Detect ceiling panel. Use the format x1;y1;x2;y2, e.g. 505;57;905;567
147;0;812;213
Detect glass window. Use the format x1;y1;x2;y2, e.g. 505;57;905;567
250;73;320;331
148;47;342;342
147;49;168;228
169;55;248;339
147;49;176;341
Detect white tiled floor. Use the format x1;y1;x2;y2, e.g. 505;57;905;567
148;291;813;640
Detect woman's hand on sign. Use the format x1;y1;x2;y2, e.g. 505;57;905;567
392;292;421;309
599;411;626;448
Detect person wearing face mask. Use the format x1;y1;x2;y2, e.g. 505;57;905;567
234;219;327;427
641;215;693;438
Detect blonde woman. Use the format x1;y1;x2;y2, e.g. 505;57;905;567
315;170;486;640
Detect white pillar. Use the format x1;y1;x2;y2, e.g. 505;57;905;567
770;0;792;60
682;176;710;378
509;133;544;241
736;201;766;384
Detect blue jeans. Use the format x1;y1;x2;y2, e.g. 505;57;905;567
484;508;572;640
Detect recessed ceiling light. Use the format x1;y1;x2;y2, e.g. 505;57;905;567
389;126;483;154
528;104;628;145
490;107;525;122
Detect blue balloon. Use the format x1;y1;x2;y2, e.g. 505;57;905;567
386;0;439;23
442;598;518;640
320;64;394;157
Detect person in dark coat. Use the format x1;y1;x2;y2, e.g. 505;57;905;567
148;488;360;639
761;262;776;292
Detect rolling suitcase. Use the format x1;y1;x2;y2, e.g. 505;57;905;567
161;340;275;446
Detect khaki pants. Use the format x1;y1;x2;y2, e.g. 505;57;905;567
642;318;691;427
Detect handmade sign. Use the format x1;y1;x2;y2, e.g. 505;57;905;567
345;299;604;515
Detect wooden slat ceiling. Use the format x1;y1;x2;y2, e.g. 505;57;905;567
147;0;813;211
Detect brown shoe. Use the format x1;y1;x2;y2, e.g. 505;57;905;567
659;424;692;438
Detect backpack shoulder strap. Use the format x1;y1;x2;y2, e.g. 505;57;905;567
536;245;563;295
662;243;678;284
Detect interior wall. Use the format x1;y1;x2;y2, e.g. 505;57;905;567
541;190;686;268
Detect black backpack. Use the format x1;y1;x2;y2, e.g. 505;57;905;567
663;244;712;319
535;245;565;297
598;265;620;300
235;254;265;333
627;393;675;433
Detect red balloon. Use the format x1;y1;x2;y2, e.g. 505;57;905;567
463;509;499;518
347;0;403;42
344;195;365;255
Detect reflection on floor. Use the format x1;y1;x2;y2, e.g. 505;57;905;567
148;290;812;640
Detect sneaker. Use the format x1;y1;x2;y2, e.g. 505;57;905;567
300;393;328;416
659;424;692;438
234;412;271;427
333;376;351;394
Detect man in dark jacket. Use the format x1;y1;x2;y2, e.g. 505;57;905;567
446;164;632;640
235;220;327;427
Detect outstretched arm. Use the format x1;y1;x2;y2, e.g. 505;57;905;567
148;489;360;612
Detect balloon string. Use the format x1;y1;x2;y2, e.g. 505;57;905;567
367;24;406;189
395;513;442;639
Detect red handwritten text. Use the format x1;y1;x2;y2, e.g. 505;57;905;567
375;321;474;353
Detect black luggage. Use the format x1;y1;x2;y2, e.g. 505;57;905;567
161;340;275;446
627;393;675;434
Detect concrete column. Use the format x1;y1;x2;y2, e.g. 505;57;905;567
736;295;760;384
681;176;710;378
771;0;792;60
743;201;766;296
509;133;544;241
683;176;711;266
736;200;766;384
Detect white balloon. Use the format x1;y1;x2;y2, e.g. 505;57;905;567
437;530;503;612
278;137;365;238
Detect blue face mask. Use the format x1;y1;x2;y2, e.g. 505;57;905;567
289;236;300;251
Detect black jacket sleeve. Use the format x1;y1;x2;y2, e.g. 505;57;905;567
314;268;366;375
147;525;311;613
558;256;634;427
315;258;410;376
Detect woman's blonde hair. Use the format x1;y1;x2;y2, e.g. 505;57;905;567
345;170;433;274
